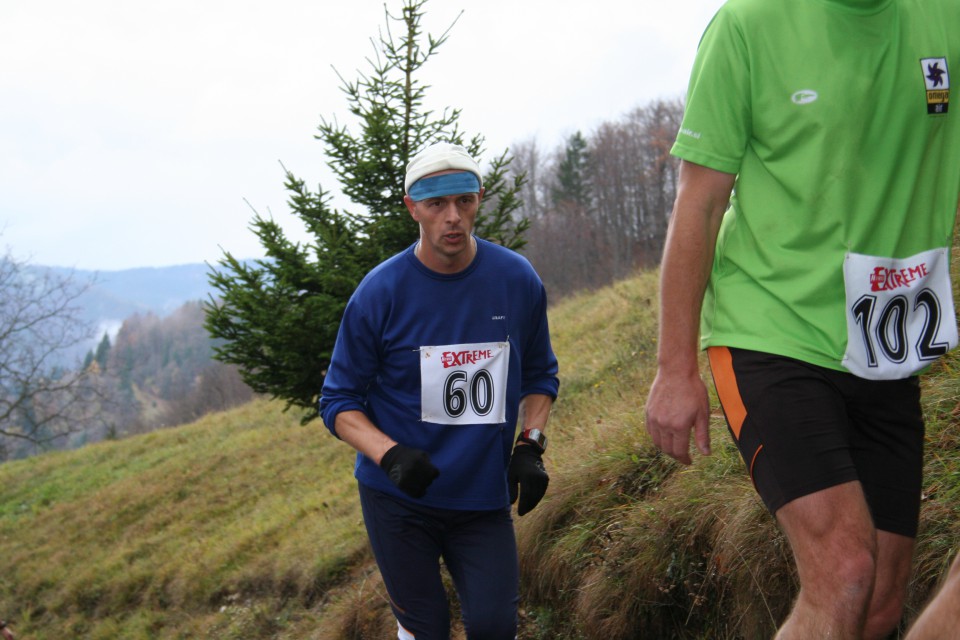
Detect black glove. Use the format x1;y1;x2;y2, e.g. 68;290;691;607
379;444;439;498
508;445;549;516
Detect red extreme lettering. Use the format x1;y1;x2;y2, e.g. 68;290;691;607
869;262;928;292
441;349;493;368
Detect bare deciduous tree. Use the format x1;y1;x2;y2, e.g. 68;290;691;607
0;246;99;458
513;98;685;299
154;361;255;429
511;138;550;221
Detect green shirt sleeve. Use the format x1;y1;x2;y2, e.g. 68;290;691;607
671;6;750;175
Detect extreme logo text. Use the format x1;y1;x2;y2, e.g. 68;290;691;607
869;262;929;292
441;349;494;368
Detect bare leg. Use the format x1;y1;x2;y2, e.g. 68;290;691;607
774;481;879;640
905;552;960;640
863;531;915;640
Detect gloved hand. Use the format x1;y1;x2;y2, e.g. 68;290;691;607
379;444;439;498
508;445;549;516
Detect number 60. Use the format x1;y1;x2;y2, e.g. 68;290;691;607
443;369;495;418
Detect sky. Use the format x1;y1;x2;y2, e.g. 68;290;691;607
1;0;725;272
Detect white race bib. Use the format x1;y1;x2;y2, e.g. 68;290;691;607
842;248;957;379
419;341;510;424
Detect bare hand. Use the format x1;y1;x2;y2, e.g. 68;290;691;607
645;368;711;465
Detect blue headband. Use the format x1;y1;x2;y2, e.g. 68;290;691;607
408;172;481;201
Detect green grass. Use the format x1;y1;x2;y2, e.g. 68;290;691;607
0;400;367;638
0;265;958;638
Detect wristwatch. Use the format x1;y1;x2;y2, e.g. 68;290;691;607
517;428;547;453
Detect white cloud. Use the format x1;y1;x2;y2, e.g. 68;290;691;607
0;0;723;270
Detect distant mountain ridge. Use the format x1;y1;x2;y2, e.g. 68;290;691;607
42;263;217;327
81;263;213;318
33;263;223;361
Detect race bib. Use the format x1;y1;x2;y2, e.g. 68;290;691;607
419;341;510;424
842;248;957;379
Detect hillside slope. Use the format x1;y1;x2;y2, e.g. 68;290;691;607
1;268;958;639
0;401;368;638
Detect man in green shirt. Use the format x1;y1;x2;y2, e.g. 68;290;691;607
646;0;959;637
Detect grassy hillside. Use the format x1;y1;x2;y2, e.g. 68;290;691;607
1;269;958;638
0;401;369;638
516;276;960;638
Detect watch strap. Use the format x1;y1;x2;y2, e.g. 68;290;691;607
517;428;547;452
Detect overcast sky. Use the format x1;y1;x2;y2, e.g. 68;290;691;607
1;0;725;272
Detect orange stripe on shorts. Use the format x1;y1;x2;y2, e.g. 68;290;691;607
707;346;748;440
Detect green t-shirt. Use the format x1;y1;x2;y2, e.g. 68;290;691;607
672;0;960;377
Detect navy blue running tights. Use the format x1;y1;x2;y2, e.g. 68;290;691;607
358;482;519;639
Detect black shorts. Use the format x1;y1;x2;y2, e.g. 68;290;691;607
707;346;924;537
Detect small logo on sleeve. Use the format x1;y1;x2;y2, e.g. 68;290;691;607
791;90;819;105
920;57;950;115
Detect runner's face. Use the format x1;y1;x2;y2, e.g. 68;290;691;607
405;175;483;273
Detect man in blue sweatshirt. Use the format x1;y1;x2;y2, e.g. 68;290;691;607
320;142;560;640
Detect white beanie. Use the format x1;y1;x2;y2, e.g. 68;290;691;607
404;142;483;194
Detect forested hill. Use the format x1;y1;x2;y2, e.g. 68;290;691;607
2;262;256;460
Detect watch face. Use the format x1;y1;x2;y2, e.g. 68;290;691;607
522;428;547;451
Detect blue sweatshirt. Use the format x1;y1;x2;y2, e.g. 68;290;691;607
320;238;560;510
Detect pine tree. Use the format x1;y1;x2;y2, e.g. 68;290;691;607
205;0;528;423
94;332;111;372
552;130;591;208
